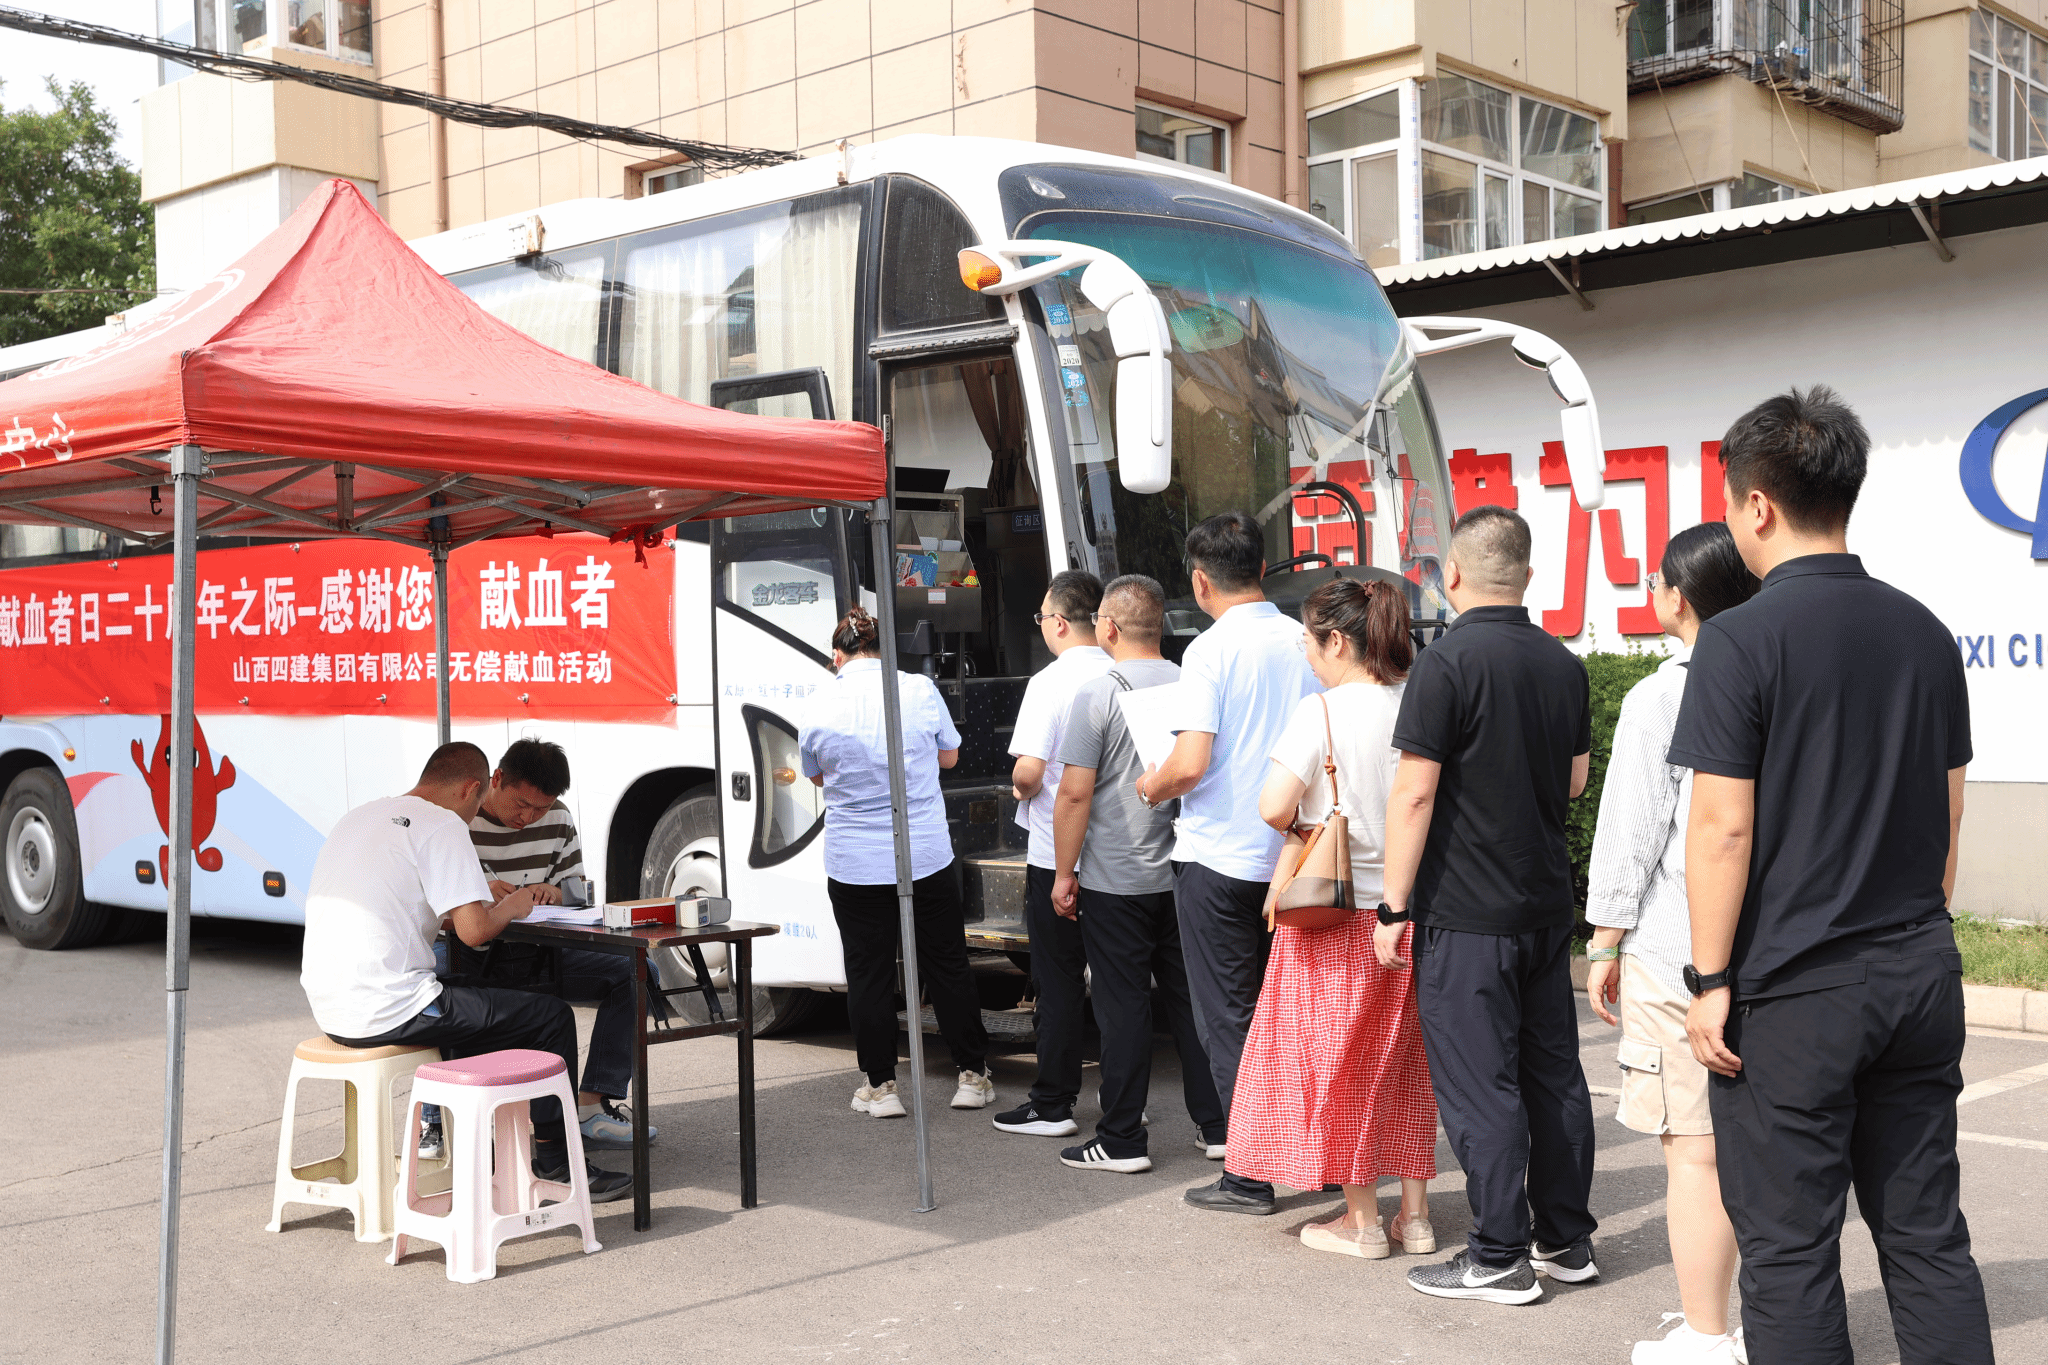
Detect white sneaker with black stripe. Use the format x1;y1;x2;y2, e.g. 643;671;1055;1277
1406;1250;1544;1304
1059;1140;1152;1173
1531;1238;1600;1283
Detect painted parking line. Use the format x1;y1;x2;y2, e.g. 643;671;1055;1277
1957;1060;2048;1106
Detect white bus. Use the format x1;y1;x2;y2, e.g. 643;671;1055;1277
0;136;1593;1032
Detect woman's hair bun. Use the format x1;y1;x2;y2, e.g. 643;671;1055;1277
832;605;882;656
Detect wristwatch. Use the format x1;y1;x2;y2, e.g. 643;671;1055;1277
1375;902;1409;926
1682;964;1732;996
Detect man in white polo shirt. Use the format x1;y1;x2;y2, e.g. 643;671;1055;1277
992;570;1111;1139
1138;512;1317;1215
301;740;630;1201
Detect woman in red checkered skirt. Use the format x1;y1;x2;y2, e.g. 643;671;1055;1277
1228;577;1438;1261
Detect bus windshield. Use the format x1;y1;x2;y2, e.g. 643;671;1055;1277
1017;206;1454;626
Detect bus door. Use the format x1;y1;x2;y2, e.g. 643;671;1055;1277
706;369;855;988
876;354;1048;960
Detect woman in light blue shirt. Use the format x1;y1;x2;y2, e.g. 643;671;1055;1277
799;606;993;1119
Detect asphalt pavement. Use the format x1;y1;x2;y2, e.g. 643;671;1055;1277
4;919;2044;1364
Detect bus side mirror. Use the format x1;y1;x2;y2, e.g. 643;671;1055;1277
959;241;1175;496
1400;316;1607;511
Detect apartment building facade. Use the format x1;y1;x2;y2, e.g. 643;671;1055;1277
133;0;2048;288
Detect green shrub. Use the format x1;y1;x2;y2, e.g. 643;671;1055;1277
1568;644;1670;934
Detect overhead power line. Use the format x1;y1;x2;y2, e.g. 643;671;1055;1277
0;5;798;173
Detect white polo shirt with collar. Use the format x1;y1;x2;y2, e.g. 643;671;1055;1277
1171;599;1319;883
1008;643;1113;869
797;657;961;885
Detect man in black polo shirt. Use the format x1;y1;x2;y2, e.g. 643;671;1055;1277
1671;387;1990;1365
1380;505;1596;1306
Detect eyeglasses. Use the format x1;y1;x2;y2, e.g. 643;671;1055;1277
1646;572;1664;592
1092;615;1120;631
1032;611;1066;624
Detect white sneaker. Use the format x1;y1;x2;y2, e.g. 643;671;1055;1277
1194;1138;1226;1160
1631;1314;1741;1363
950;1069;996;1109
852;1080;906;1118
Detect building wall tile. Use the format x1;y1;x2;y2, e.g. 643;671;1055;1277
479;32;540;103
441;0;480;56
596;51;662;128
952;87;1038;139
1139;0;1197;54
482;153;541;218
797;59;875;146
479;0;537;47
1139;42;1197;101
874;0;955;47
955;13;1038;106
1195;0;1247;68
797;0;872;77
952;0;1037;30
1195;58;1247;116
594;0;661;67
727;82;800;148
1039;87;1135;156
727;0;798;23
447;166;485;224
871;109;957;139
1036;0;1140;32
1038;14;1139;114
1244;2;1282;81
872;35;954;129
536;15;584;89
728;10;799;94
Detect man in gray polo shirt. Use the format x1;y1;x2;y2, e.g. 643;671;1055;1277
1049;574;1223;1173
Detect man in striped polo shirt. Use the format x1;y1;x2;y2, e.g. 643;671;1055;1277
443;738;656;1155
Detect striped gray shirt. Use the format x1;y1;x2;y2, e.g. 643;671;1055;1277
1585;646;1692;997
468;801;584;889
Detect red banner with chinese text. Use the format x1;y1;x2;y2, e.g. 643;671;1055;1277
0;534;675;720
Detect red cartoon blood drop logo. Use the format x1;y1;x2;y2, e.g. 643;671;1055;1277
130;715;236;885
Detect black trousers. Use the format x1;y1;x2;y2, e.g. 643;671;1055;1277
1025;863;1088;1112
1078;886;1224;1157
326;983;578;1147
1414;922;1597;1268
1174;859;1272;1195
450;940;641;1099
1712;919;1991;1365
829;864;989;1087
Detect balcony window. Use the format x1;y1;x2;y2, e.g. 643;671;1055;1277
1307;76;1606;267
1628;0;1903;133
161;0;367;78
1624;172;1807;225
644;165;704;195
1971;10;2048;160
1136;103;1230;181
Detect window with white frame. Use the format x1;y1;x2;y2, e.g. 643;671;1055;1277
1135;103;1230;180
1625;171;1808;225
1970;9;2048;160
1629;0;1719;61
159;0;370;81
1305;74;1604;266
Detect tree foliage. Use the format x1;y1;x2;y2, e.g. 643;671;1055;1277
1567;644;1670;931
0;78;156;348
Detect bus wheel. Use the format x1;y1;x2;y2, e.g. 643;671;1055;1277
639;788;822;1037
2;767;111;950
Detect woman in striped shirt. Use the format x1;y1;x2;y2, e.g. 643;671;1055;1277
1585;522;1758;1364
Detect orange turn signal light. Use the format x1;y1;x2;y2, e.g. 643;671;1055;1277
958;250;1004;292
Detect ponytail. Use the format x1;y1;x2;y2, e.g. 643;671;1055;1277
1302;577;1413;684
831;606;882;657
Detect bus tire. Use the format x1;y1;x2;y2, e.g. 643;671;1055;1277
2;767;111;950
639;788;822;1037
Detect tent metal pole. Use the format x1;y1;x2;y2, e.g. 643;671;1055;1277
868;495;934;1213
431;543;451;745
155;444;204;1365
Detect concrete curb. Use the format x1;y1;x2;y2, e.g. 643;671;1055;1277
1570;958;2048;1034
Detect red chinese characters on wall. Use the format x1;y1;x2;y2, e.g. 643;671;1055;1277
1290;459;1377;568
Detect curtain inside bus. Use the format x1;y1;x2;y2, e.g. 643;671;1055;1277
618;191;861;421
454;250;611;369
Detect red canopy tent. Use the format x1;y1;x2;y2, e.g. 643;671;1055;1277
0;181;947;1361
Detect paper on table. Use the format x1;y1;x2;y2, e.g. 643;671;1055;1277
1116;683;1183;771
522;905;604;926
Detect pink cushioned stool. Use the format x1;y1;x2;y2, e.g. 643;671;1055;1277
386;1048;602;1282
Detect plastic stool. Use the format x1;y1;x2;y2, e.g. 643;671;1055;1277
267;1036;439;1242
387;1049;602;1282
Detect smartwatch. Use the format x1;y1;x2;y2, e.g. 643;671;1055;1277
1682;964;1732;996
1375;902;1409;926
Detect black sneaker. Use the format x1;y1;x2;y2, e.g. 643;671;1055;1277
532;1154;633;1204
1531;1238;1600;1283
417;1117;445;1162
1059;1140;1151;1173
1182;1178;1277;1215
1406;1250;1543;1304
991;1102;1079;1137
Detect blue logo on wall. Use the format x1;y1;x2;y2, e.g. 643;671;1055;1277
1960;390;2048;558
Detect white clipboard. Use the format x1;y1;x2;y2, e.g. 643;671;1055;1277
1115;683;1183;769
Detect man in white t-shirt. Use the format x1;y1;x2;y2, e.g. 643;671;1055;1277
991;570;1111;1139
300;741;630;1201
1137;512;1317;1216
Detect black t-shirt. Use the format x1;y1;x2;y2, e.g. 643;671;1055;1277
1666;554;1972;997
1392;605;1592;934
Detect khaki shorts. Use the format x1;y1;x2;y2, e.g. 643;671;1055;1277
1614;954;1713;1136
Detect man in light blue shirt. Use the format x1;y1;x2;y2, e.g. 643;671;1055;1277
1138;512;1317;1214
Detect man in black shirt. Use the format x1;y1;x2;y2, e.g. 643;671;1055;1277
1382;505;1597;1306
1671;387;1989;1365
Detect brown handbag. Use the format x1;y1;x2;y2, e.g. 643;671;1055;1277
1262;694;1354;931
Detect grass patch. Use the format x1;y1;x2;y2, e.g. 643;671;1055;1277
1954;915;2048;991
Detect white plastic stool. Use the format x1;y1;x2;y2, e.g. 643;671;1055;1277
267;1035;439;1242
387;1048;603;1282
